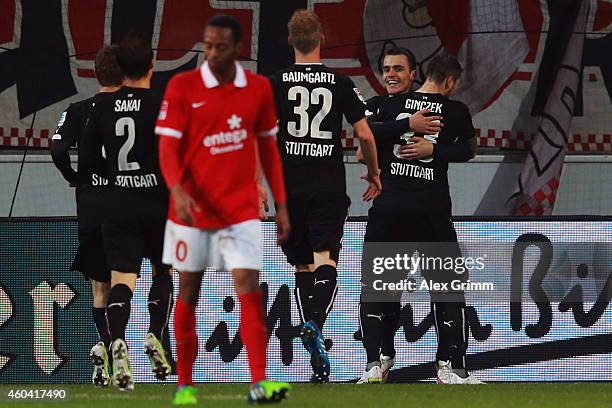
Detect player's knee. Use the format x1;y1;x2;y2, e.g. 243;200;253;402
313;251;336;269
152;264;172;277
111;271;137;291
177;275;201;305
91;280;111;307
232;269;260;295
295;264;313;272
178;292;196;305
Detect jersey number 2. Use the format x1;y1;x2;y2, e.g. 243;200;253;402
287;86;333;139
115;117;141;171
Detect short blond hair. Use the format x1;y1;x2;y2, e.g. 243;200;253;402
288;10;322;54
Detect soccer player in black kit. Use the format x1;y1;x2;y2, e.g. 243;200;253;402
269;10;382;383
357;52;481;384
81;33;173;391
51;45;122;387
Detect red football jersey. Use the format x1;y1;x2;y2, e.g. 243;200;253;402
156;62;279;229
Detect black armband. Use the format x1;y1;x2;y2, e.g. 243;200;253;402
368;119;410;141
433;138;473;162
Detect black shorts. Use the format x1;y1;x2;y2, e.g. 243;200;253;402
365;205;458;243
71;187;110;282
102;188;169;274
281;191;350;266
365;205;466;301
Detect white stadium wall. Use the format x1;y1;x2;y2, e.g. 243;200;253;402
1;154;611;217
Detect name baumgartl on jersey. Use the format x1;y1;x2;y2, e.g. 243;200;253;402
285;141;334;157
281;71;336;84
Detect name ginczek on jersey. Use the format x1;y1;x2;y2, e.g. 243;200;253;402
403;98;443;114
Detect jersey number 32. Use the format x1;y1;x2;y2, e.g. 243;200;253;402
287;86;333;140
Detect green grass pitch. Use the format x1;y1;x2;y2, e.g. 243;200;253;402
4;383;611;408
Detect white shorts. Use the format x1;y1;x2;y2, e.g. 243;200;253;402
162;219;262;272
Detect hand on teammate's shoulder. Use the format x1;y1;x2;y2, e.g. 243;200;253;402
409;109;444;135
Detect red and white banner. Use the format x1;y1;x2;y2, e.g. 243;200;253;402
0;0;610;157
507;0;590;216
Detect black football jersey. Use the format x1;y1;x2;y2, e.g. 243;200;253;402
51;97;109;189
82;87;166;193
270;64;366;194
370;91;475;214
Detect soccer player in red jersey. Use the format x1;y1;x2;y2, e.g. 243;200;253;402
156;15;291;405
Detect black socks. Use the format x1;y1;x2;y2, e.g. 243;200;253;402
106;284;133;341
310;265;338;331
148;273;174;340
294;271;315;324
92;306;111;348
432;302;468;369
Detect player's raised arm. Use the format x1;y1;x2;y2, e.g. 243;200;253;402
368;109;444;141
156;76;200;225
432;102;476;161
400;103;476;162
430;136;475;162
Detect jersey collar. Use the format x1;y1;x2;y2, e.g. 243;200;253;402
200;61;247;88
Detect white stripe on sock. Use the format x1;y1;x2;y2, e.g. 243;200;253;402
296;287;306;324
324;281;338;315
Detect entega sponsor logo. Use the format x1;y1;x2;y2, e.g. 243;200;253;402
203;129;248;155
203;129;247;147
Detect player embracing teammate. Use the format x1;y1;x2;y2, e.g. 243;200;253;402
357;51;482;384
